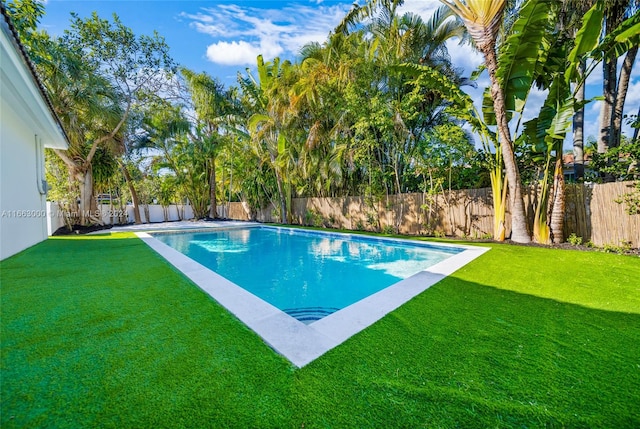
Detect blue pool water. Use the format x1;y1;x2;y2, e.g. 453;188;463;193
154;227;462;323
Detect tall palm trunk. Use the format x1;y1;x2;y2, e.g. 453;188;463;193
549;156;565;243
573;59;586;180
598;1;625;182
482;46;531;243
598;57;617;156
611;46;638;149
271;153;287;223
209;156;217;219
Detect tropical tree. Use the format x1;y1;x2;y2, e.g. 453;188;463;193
597;0;639;165
440;0;531;243
298;31;376;199
500;0;637;243
240;55;298;223
6;1;120;225
8;7;177;225
133;98;219;218
46;12;175;225
181;68;237;219
398;61;506;239
42;39;126;225
559;0;597;180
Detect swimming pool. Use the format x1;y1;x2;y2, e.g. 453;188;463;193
137;225;489;367
153;227;461;323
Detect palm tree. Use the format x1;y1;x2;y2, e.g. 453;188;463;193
440;0;531;243
41;39;126;225
133;99;220;218
240;55;297;223
319;0;472;206
181;68;236;219
559;0;597;181
598;0;639;182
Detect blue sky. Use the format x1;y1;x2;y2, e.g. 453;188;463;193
39;0;639;148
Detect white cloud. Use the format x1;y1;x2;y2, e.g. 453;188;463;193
206;40;283;66
184;0;640;144
183;3;351;66
521;87;548;122
446;40;482;75
398;0;441;19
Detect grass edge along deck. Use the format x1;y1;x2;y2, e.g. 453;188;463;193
136;227;490;367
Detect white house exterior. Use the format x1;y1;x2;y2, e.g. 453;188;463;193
1;6;69;260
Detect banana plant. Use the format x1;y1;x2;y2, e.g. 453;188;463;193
521;76;577;244
522;0;638;244
481;0;558;130
478;0;558;234
505;0;596;244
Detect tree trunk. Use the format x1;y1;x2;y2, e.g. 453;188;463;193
482;46;531;243
573;59;586;180
76;168;102;226
209;156;217;219
598;57;616;155
611;46;638;149
120;162;142;224
275;172;287;224
549;156;565;244
598;3;625;182
271;153;287;223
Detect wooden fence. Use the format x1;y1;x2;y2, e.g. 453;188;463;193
221;181;639;248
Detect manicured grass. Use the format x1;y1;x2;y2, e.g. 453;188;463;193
1;232;639;428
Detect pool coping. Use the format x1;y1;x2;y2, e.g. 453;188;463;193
136;226;490;367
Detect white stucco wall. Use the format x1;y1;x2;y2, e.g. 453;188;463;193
1;16;68;260
0;97;48;259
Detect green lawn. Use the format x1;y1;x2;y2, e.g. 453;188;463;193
1;232;639;428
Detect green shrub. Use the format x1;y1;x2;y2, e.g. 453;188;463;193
568;233;583;246
381;225;395;235
304;210;324;227
601;241;632;255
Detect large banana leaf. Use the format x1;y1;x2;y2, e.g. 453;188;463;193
593;11;640;62
247;113;270;133
482;0;557;125
525;76;575;147
256;55;268;89
277;133;286;155
565;1;604;84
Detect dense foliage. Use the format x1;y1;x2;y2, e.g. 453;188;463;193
5;0;639;240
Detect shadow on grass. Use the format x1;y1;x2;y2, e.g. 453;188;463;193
1;235;639;428
294;278;640;428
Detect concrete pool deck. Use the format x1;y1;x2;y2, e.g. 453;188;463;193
117;222;490;367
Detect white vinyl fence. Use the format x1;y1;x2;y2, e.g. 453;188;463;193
47;202;195;235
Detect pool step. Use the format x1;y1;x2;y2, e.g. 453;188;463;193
283;307;340;323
